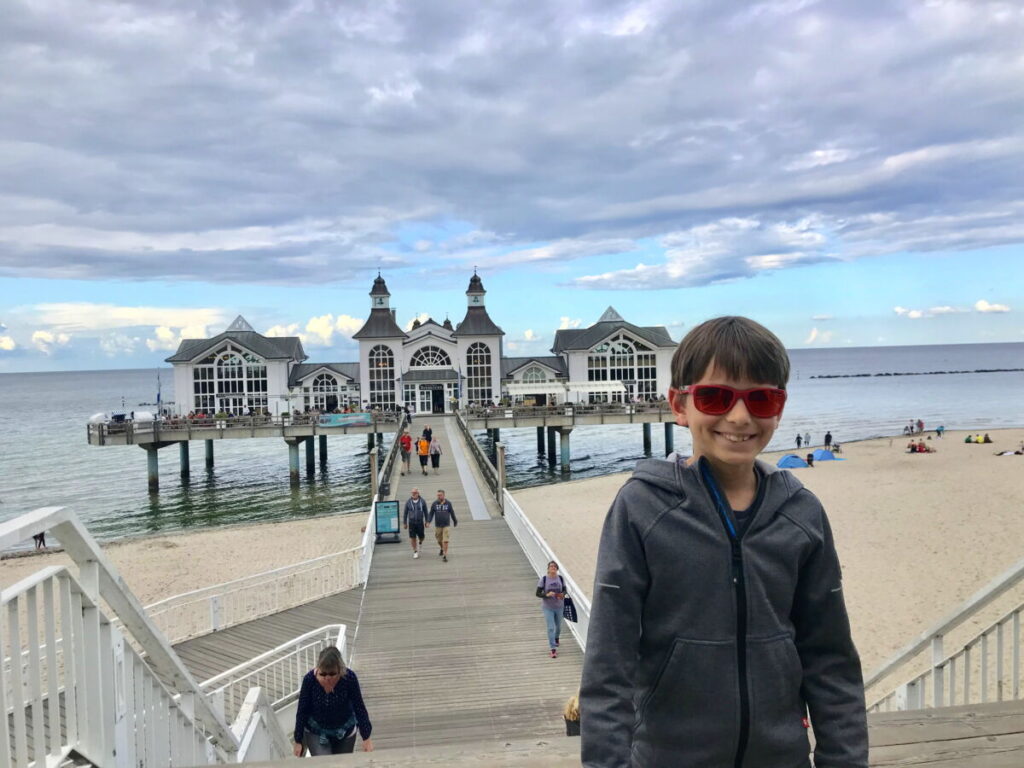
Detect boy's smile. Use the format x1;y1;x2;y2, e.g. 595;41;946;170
670;364;783;472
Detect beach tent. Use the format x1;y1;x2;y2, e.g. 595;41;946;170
777;454;809;468
812;448;838;461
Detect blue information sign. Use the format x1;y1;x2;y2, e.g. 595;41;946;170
374;500;401;542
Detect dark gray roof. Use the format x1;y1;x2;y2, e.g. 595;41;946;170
501;356;567;377
288;363;360;388
551;321;675;354
467;273;485;293
370;275;391;297
165;331;307;363
453;307;504;337
352;309;408;340
402;369;459;382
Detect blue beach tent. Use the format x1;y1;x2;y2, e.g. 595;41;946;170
812;448;838;461
777;454;809;468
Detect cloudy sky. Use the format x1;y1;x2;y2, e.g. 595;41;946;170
1;0;1022;372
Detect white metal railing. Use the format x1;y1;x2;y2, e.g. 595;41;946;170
454;410;499;499
232;687;292;761
0;506;241;766
144;548;363;645
1;564;222;768
201;625;345;724
138;417;407;644
867;551;1024;712
502;489;591;651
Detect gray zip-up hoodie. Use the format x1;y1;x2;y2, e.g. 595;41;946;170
580;457;867;768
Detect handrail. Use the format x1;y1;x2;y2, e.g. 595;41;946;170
0;506;239;758
502;489;592;651
1;560;229;766
201;625;345;724
376;413;409;496
866;550;1024;709
453;409;499;500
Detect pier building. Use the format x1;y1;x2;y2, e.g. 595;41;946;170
163;273;677;417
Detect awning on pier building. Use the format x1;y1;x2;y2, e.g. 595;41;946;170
564;381;628;393
504;382;564;395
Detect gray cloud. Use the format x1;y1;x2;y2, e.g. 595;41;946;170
0;0;1022;285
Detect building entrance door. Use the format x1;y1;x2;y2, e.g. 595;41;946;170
431;388;445;413
418;388;433;414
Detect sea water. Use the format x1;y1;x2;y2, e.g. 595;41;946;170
1;343;1021;542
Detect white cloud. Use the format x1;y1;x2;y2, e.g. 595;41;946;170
523;329;538;341
893;306;924;319
928;305;965;314
100;333;139;356
31;330;70;355
265;323;300;338
975;299;1010;313
0;336;15;351
32;303;224;334
304;313;364;346
803;327;834;345
145;324;211;352
404;313;431;331
558;317;583;330
785;148;859;171
811;314;833;321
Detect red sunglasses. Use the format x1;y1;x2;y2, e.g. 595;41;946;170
676;384;787;418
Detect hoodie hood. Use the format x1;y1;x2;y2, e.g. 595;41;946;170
631;456;805;531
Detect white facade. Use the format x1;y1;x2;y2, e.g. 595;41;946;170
166;285;676;416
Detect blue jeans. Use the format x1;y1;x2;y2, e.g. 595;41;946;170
543;606;563;649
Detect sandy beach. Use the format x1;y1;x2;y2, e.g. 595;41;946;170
0;512;367;607
511;428;1024;684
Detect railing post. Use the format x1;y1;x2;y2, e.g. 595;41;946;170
369;452;378;498
931;635;944;708
211;594;222;632
496;442;506;515
79;560;106;760
112;631;131;767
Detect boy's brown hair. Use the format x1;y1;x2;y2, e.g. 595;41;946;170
671;316;790;389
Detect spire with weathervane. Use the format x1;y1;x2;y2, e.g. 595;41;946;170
453;269;504;337
352;272;407;339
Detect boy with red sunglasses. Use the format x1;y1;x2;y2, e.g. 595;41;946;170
581;316;866;768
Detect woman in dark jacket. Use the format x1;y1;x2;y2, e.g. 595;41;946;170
293;646;374;755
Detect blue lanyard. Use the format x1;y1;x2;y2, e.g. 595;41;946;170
699;459;737;541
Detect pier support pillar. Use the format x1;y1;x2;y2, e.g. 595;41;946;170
205;439;214;470
492;428;500;444
664;423;675;456
287;439;300;483
305;436;315;474
146;447;159;492
546;427;557;467
559;428;572;473
367;433;375;453
536;427;545;455
319;435;328;466
179;442;190;477
642;423;652;456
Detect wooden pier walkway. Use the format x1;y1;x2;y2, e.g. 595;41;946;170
169;415;583;750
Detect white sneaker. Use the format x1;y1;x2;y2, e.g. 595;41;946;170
413;551;419;558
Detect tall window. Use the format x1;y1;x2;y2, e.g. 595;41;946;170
368;345;395;408
192;343;267;413
586;334;656;400
309;373;339;410
466;342;492;404
409;345;452;367
522;366;547;383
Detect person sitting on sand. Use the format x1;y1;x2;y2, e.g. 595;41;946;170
965;435;974;443
907;441;917;453
975;435;985;444
983;433;993;444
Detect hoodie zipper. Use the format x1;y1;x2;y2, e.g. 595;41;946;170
699;460;750;768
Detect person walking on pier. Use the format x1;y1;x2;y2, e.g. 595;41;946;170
294;646;374;755
428;489;457;562
422;424;433;443
403;488;429;558
537;560;568;658
417;435;430;476
429;437;443;474
399;430;412;476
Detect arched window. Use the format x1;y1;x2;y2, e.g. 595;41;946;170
466;342;492;404
522;366;547;383
587;334;656;401
409;345;452;367
309;373;339;410
368;345;396;408
192;342;267;414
